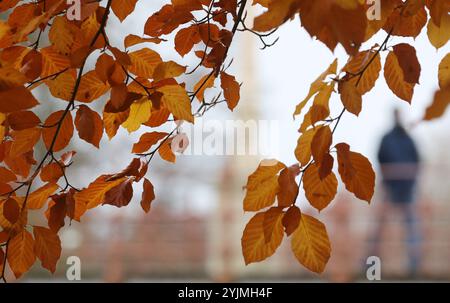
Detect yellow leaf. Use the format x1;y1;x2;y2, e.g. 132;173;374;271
241;211;284;265
243;160;286;211
295;128;317;167
153;61;186;82
339;80;362;116
427;15;450;49
7;229;36;278
48;16;75;55
128;48;162;78
303;163;338;211
343;50;381;95
157;85;194;123
424;87;450;121
121;98;152;133
294;59;337;117
76;70;110;103
438;53;450;89
194;74;215;102
291;214;331;273
40;46;70;78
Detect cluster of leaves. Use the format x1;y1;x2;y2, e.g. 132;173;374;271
0;0;243;281
241;0;449;273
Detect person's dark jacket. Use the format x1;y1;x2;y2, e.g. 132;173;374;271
377;125;420;203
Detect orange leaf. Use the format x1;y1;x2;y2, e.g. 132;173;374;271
128;48;162;79
132;132;168;154
336;143;375;202
103;178;134;208
111;0;138;22
7;229;36;278
42;110;74;152
220;72;240;111
74;175;128;209
33;226;61;273
303;163;338;211
174;25;201;57
27;182;59;210
40;162;64;183
10;127;41;156
7;111;40;130
384;50;414;102
311;125;332;164
291;214;331;273
243;160;285;211
242;211;284;265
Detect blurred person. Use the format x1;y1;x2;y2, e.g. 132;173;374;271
370;109;421;277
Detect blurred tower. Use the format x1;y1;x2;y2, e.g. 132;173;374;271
207;3;267;281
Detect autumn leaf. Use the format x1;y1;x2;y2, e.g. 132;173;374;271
243;160;285;211
132;132;168;154
282;205;301;236
7;229;36;278
303;164;338;212
220;72;240;110
42;110;74;152
10;127;41;156
153;61;186;82
277;166;299;208
128;48;162;79
111;0;138;22
103;178;134;208
74;175;128;209
174;25;201;57
242;211;284;265
33;226;61;273
424;87;450;121
27;182;59;210
157;85;194;123
140;178;155;213
75;105;104;148
336;143;376;202
384;50;415;102
121;98;152;133
438;53;450;89
3;198;20;224
291;214;331;273
0;87;39;113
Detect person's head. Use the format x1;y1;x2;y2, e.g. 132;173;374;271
393;108;402;127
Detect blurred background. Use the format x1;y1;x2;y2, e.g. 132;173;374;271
7;0;450;282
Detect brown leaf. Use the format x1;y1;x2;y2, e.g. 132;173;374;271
282;205;301;236
220;72;240;111
277;166;299;208
311;126;332;164
103;178;134;208
140;178;155;213
393;43;421;84
0;87;39;113
7;111;40;131
75;105;104;148
3;197;20;224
